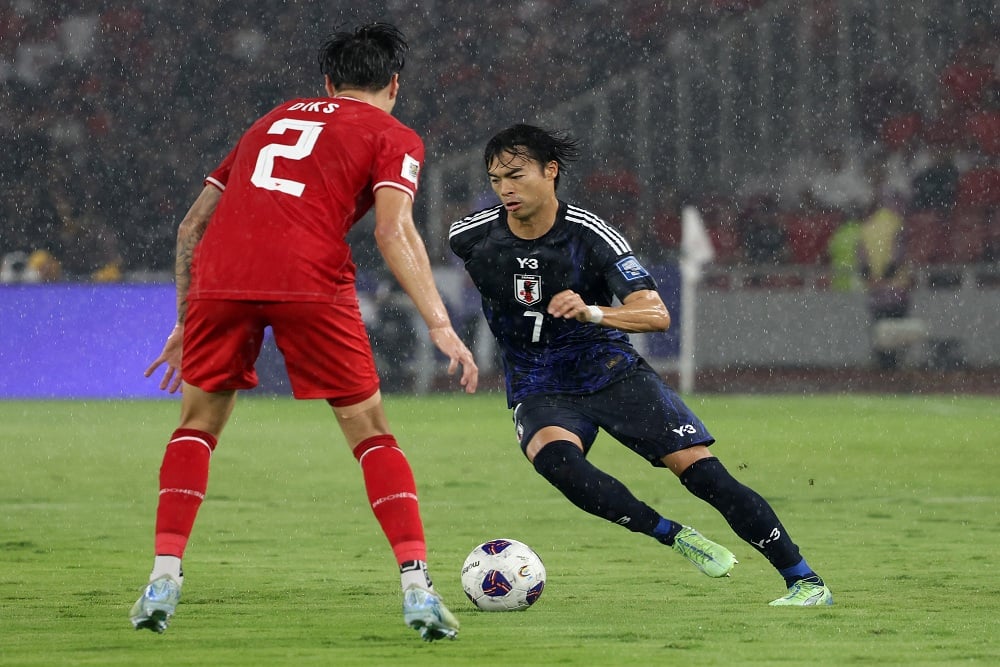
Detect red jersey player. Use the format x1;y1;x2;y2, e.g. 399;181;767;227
131;23;476;641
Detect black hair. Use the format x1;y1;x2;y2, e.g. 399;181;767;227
318;22;407;91
484;124;581;189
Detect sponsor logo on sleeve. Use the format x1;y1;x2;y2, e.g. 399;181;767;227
401;154;420;184
616;257;649;280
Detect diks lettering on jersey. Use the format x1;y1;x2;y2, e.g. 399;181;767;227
286;101;340;114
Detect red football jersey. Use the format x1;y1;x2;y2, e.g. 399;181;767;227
189;96;424;302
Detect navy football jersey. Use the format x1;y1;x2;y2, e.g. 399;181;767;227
449;201;657;406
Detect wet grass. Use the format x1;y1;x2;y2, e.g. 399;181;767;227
1;393;997;666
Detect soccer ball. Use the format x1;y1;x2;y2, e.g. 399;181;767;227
460;538;546;611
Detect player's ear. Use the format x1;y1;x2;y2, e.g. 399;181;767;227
324;75;335;97
388;73;400;100
544;160;559;181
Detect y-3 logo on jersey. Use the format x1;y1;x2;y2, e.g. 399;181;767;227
514;274;542;306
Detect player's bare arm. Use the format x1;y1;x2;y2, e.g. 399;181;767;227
144;185;222;392
548;288;670;333
174;185;222;324
372;187;479;393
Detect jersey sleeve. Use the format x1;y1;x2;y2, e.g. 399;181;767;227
448;223;467;260
204;143;239;191
372;125;425;200
449;206;500;260
604;253;658;302
573;210;658;302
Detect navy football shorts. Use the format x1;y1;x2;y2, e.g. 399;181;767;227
511;360;714;467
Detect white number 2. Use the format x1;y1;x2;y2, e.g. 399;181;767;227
523;311;544;343
251;118;324;197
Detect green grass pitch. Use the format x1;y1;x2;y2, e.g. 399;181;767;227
1;393;998;666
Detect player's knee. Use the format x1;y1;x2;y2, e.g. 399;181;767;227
679;456;740;499
531;440;585;483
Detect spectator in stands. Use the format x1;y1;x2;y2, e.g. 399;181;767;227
859;61;919;145
698;194;743;265
801;145;872;218
1;180;51;260
939;20;997;114
647;189;685;264
857;201;914;370
27;250;63;282
934;19;999;173
51;199;123;282
583;151;643;242
827;217;863;292
738;194;787;264
867;153;909;215
0;250;57;283
910;143;960;213
963;77;1000;157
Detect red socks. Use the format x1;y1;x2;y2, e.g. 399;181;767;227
352;435;427;565
152;430;425;568
154;428;217;557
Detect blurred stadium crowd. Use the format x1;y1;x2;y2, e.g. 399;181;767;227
1;0;997;283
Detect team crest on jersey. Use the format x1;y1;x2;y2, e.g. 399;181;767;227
401;153;420;184
514;274;542;306
616;257;649;280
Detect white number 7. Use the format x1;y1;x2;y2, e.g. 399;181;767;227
251;118;325;197
523;311;544;343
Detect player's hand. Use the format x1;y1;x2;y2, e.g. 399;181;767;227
428;326;479;393
547;289;591;322
144;323;184;393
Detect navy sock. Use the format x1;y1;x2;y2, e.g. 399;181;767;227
679;457;807;573
778;559;823;588
651;517;684;545
532;440;664;536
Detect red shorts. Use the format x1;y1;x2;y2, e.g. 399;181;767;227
182;299;379;404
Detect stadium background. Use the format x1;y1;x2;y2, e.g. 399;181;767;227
2;0;997;397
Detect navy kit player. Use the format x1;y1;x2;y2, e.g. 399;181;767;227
449;124;833;606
